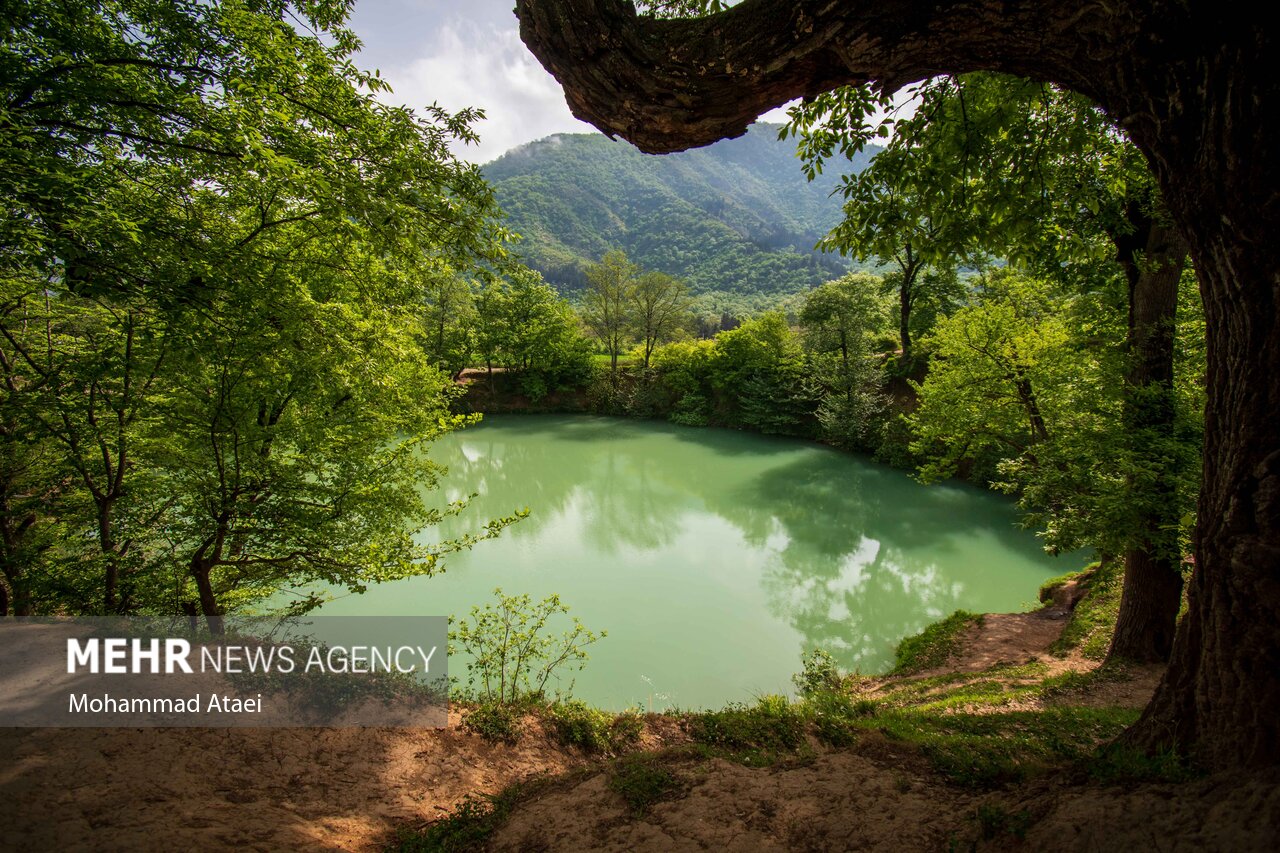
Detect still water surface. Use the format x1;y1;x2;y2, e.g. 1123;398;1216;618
308;415;1072;710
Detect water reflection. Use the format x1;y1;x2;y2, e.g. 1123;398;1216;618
319;415;1070;707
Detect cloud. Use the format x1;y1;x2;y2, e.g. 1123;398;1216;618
375;18;596;164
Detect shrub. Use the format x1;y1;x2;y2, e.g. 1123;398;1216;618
607;753;682;816
450;588;604;704
546;700;644;754
792;648;842;698
462;702;520;744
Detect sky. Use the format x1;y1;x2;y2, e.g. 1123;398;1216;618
344;0;793;164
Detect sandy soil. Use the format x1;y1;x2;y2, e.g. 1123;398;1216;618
0;715;585;852
490;748;973;853
0;622;582;851
485;750;1280;853
0;611;1268;852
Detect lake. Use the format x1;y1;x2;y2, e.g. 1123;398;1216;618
306;415;1074;710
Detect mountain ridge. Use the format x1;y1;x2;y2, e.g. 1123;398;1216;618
483;124;878;297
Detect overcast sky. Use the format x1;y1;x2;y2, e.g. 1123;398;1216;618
344;0;792;164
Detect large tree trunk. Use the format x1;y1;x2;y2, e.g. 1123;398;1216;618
1123;73;1280;763
1109;217;1187;663
512;0;1280;769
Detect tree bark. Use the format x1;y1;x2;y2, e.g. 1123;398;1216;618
514;0;1280;768
898;279;912;363
1109;216;1187;663
0;502;34;619
98;500;119;613
514;0;1134;155
191;558;225;636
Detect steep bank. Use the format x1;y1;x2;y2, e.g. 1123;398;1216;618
6;576;1265;852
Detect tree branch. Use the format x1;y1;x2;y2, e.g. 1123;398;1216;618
514;0;1137;153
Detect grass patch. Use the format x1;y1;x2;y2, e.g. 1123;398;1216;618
590;353;637;366
544;700;643;754
389;778;539;853
607;753;684;815
903;679;1043;713
462;703;520;744
806;689;875;747
1084;741;1199;785
1050;561;1122;660
892;611;983;675
1035;662;1130;700
872;662;1069;713
974;803;1034;841
685;694;807;766
853;706;1140;787
1038;568;1088;603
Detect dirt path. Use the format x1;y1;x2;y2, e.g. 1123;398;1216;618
924;610;1074;676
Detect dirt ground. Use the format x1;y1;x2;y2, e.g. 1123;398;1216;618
484;750;1280;853
1;611;1275;852
0;715;586;852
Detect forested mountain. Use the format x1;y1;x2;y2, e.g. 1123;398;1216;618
483;124;877;296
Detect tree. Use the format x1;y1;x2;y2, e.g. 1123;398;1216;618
582;250;638;380
514;0;1280;768
817;145;966;363
1;288;173;615
792;74;1195;664
1;1;514;626
800;273;891;449
631;270;693;368
909;279;1070;474
709;312;813;435
473;267;594;397
151;224;521;634
422;269;478;379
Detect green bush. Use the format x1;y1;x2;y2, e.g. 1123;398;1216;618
668;392;711;426
391;781;539;852
687;694;806;761
393;795;500;852
607;753;682;816
450;588;604;705
792;648;842;698
545;700;642;754
462;703;520;744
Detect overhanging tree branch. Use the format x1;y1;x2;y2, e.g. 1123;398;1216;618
514;0;1137;153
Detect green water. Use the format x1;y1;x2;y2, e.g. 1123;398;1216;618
308;415;1073;710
